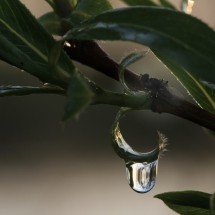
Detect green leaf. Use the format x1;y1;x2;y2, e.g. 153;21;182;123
119;50;148;94
0;86;66;97
154;51;215;115
0;0;78;84
63;72;94;120
60;7;215;114
158;0;176;9
48;41;64;68
121;0;158;6
155;191;211;215
38;12;63;36
211;193;215;215
65;0;113;25
45;0;73;17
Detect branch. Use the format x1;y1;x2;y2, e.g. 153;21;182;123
60;0;215;132
63;40;215;132
64;40;142;89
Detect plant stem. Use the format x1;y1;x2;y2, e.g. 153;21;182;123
93;89;151;109
60;0;215;132
64;40;215;132
64;40;142;89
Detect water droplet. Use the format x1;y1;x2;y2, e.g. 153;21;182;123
125;160;158;193
181;0;195;14
65;42;71;47
199;79;215;90
110;109;168;194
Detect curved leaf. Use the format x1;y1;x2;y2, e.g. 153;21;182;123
154;51;215;114
0;86;66;97
60;7;215;113
63;72;94;120
155;191;211;215
119;50;148;94
65;0;113;25
38;12;63;36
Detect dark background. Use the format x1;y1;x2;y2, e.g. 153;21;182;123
0;1;215;214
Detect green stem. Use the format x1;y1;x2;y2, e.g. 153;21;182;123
92;89;151;109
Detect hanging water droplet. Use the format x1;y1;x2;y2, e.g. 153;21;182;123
125;160;158;193
110;108;168;194
181;0;195;14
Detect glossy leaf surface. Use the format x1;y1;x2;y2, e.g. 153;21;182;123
155;191;211;215
0;86;65;97
60;7;215;114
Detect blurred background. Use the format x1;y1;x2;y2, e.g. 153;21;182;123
0;0;215;214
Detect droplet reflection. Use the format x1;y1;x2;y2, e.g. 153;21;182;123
110;108;168;194
125;160;158;193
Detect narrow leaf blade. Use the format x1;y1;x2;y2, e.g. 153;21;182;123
0;86;66;97
63;72;94;120
154;51;215;114
155;191;211;215
119;50;148;94
38;12;63;36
